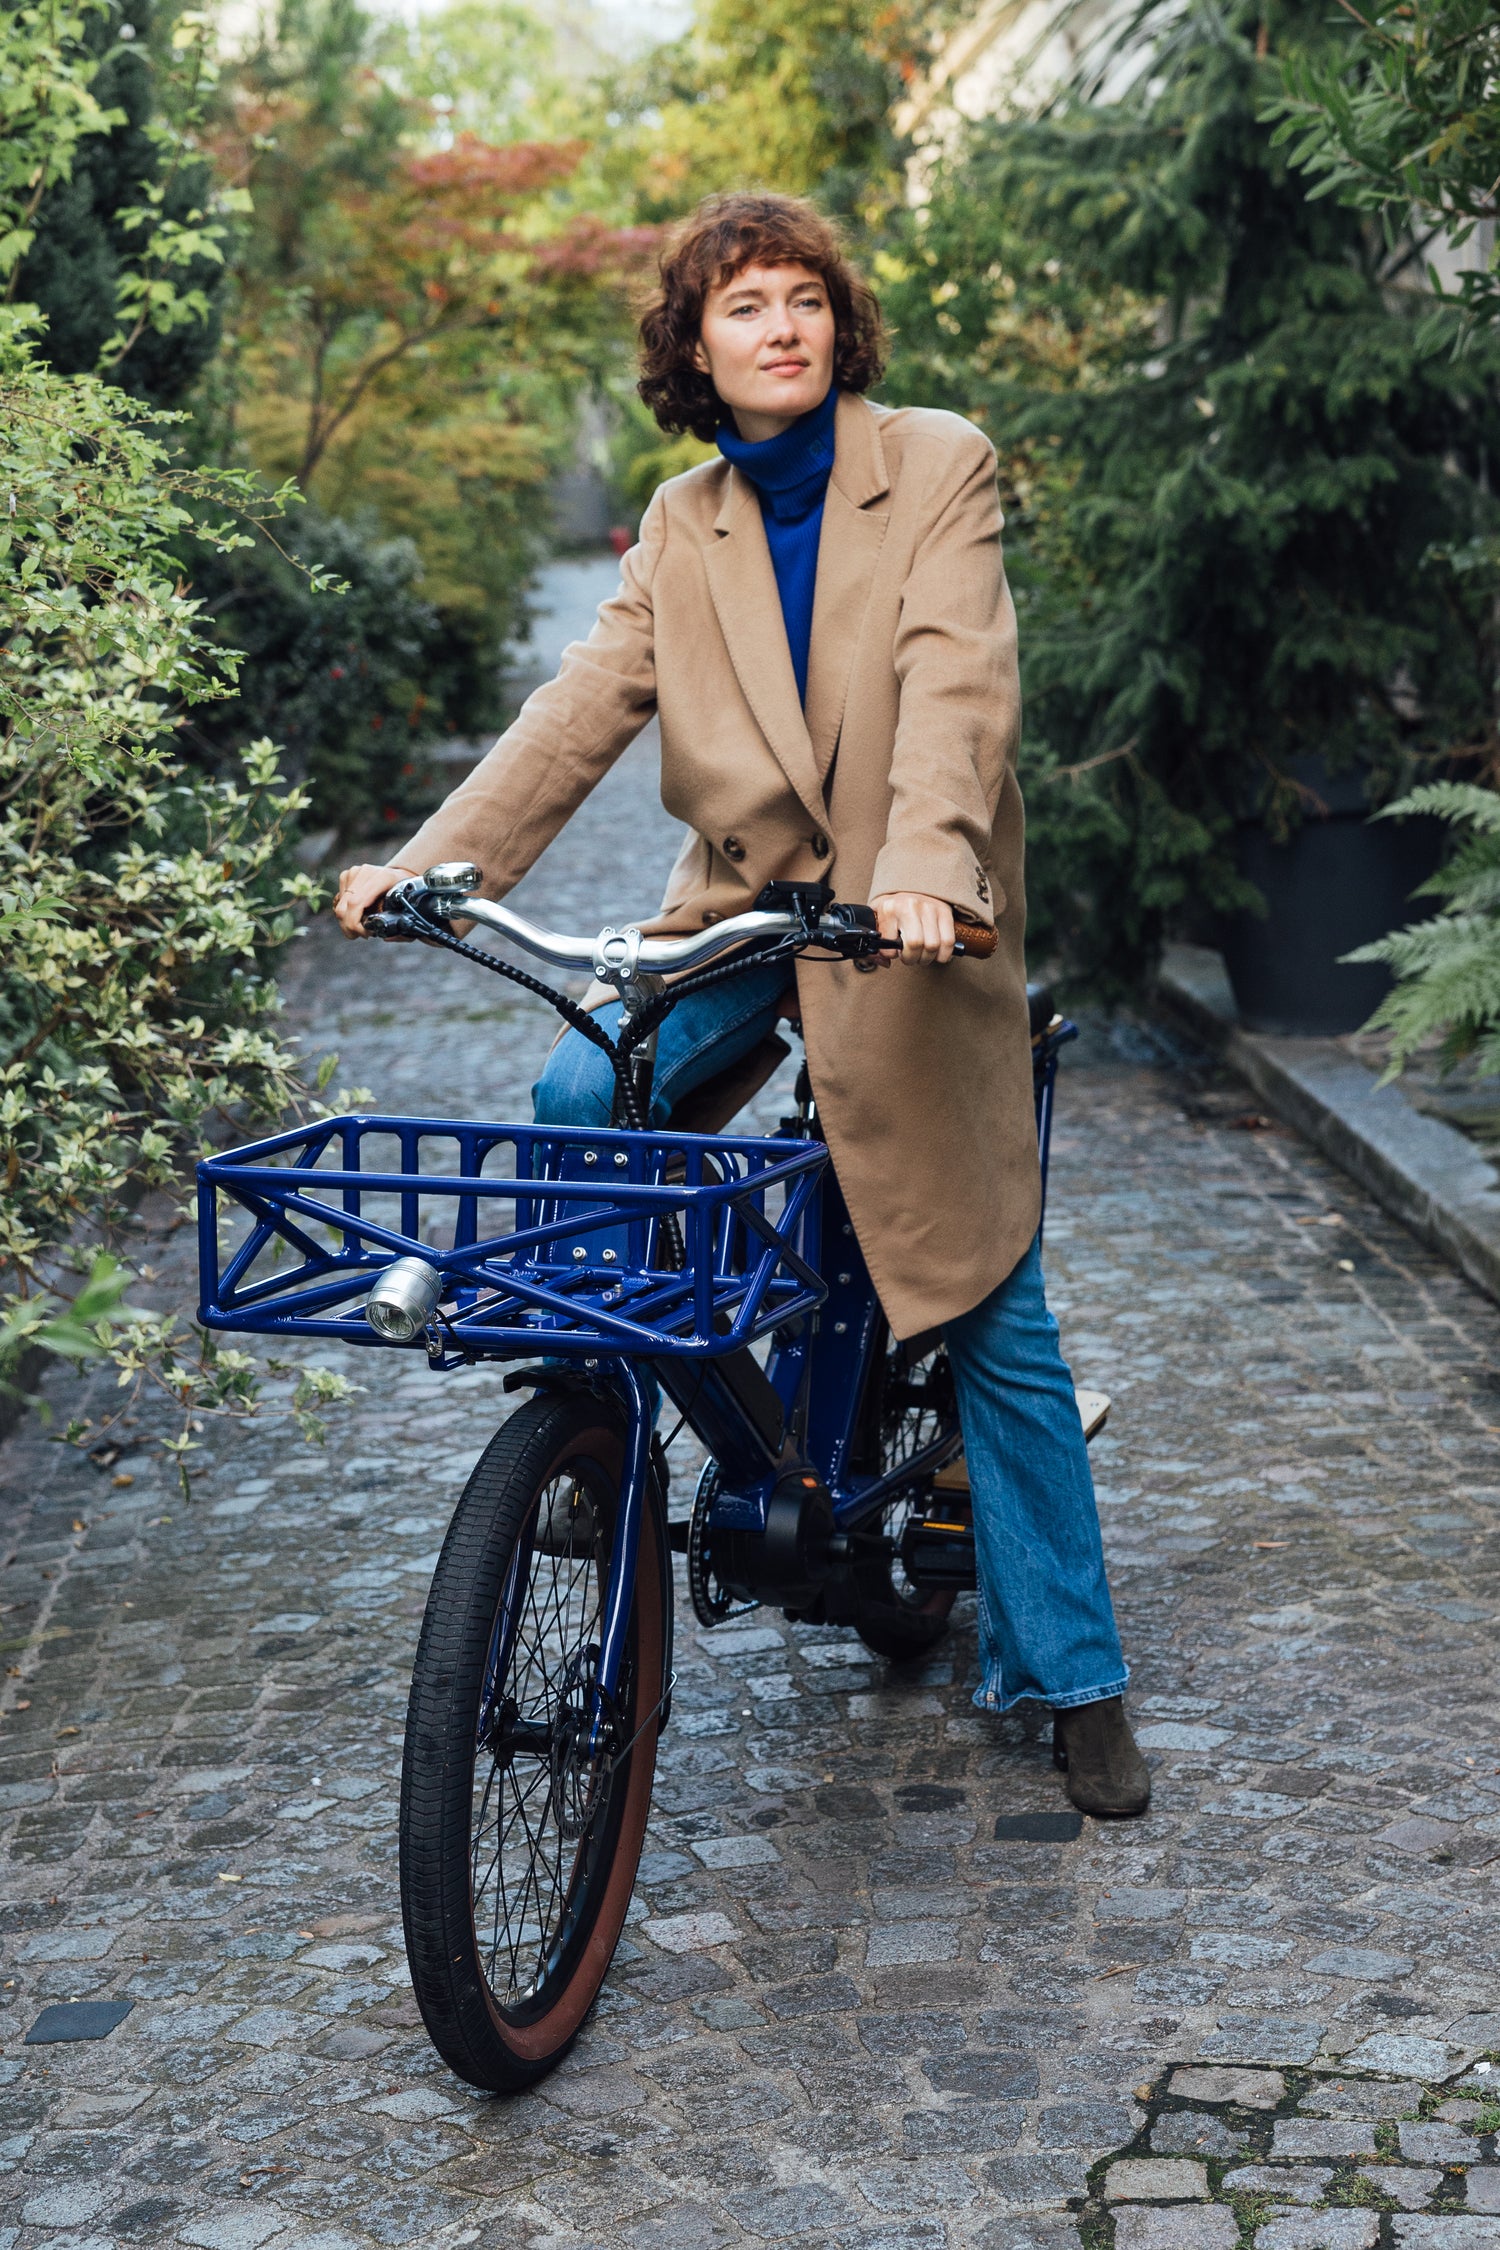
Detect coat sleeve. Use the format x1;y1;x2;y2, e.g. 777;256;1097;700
867;428;1020;927
394;491;666;898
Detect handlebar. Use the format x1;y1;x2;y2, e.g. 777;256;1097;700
366;866;997;973
374;884;846;975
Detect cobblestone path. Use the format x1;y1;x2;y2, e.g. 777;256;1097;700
4;588;1500;2249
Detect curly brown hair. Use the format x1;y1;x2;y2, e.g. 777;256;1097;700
637;192;886;443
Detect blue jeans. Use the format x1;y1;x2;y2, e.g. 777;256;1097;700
946;1239;1127;1712
532;960;796;1129
532;970;1128;1713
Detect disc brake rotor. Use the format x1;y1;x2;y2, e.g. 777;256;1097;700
549;1647;607;1839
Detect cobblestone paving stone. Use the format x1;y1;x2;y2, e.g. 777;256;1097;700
4;571;1500;2250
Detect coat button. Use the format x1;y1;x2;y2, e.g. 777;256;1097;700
722;836;746;863
810;832;830;860
701;910;721;925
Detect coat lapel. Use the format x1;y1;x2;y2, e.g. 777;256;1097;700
805;396;891;782
703;470;827;831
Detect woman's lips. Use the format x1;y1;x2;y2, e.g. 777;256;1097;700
761;359;809;375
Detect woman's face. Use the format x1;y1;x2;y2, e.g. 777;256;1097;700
692;261;836;441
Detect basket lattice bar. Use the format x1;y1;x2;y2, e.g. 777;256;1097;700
198;1113;829;1362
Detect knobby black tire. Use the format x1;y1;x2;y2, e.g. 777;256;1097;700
399;1391;668;2092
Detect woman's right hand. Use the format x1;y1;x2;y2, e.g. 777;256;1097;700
334;862;419;939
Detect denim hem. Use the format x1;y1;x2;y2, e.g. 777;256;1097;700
969;1672;1129;1716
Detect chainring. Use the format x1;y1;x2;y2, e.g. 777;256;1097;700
686;1462;757;1628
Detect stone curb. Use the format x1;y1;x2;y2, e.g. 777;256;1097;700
1156;943;1500;1308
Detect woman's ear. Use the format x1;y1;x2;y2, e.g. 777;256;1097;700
690;336;711;377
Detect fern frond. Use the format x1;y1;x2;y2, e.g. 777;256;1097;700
1354;783;1500;1082
1374;782;1500;835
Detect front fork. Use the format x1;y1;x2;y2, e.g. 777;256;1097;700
589;1358;655;1755
479;1360;662;1766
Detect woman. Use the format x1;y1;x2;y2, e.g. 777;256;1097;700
336;192;1148;1818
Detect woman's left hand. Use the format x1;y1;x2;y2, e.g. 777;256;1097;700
869;892;956;967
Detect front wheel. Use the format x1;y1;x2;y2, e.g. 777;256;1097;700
399;1390;668;2092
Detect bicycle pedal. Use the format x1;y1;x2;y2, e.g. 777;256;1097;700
1075;1387;1111;1441
899;1514;977;1591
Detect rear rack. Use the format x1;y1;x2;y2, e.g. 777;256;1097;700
198;1115;828;1366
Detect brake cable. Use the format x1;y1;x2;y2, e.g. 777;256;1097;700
381;906;861;1273
395;913;650;1128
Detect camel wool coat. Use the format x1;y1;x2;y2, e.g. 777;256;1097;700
397;389;1040;1339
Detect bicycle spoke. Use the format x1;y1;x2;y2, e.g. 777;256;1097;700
877;1344;957;1601
469;1467;618;2012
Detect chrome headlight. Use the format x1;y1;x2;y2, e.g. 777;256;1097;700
364;1257;442;1343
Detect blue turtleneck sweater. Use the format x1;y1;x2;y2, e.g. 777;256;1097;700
716;386;837;706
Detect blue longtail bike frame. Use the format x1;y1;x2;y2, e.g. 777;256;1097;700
199;992;1075;1750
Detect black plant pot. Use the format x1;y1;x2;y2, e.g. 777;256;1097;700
1220;763;1443;1038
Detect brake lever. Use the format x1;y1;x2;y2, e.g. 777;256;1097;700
845;918;996;966
366;881;449;945
365;910;419;943
821;902;995;963
816;902;889;960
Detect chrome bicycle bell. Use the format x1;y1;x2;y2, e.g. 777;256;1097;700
423;862;481;903
365;1257;443;1343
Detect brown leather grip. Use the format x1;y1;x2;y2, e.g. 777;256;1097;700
953;918;998;960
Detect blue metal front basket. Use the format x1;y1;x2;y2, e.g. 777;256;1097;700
198;1115;829;1363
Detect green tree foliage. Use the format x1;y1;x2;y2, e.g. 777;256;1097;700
607;0;932;222
1264;0;1500;1075
1268;0;1500;350
208;0;649;759
1346;784;1500;1078
882;0;1500;991
0;307;352;1466
607;391;717;516
1;0;124;289
13;0;238;405
372;0;569;143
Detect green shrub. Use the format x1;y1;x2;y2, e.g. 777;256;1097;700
606;388;716;518
0;307;351;1472
179;509;498;841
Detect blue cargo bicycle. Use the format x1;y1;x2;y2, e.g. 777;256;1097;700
197;864;1085;2092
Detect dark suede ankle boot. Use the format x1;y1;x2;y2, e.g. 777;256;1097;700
1052;1696;1151;1818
